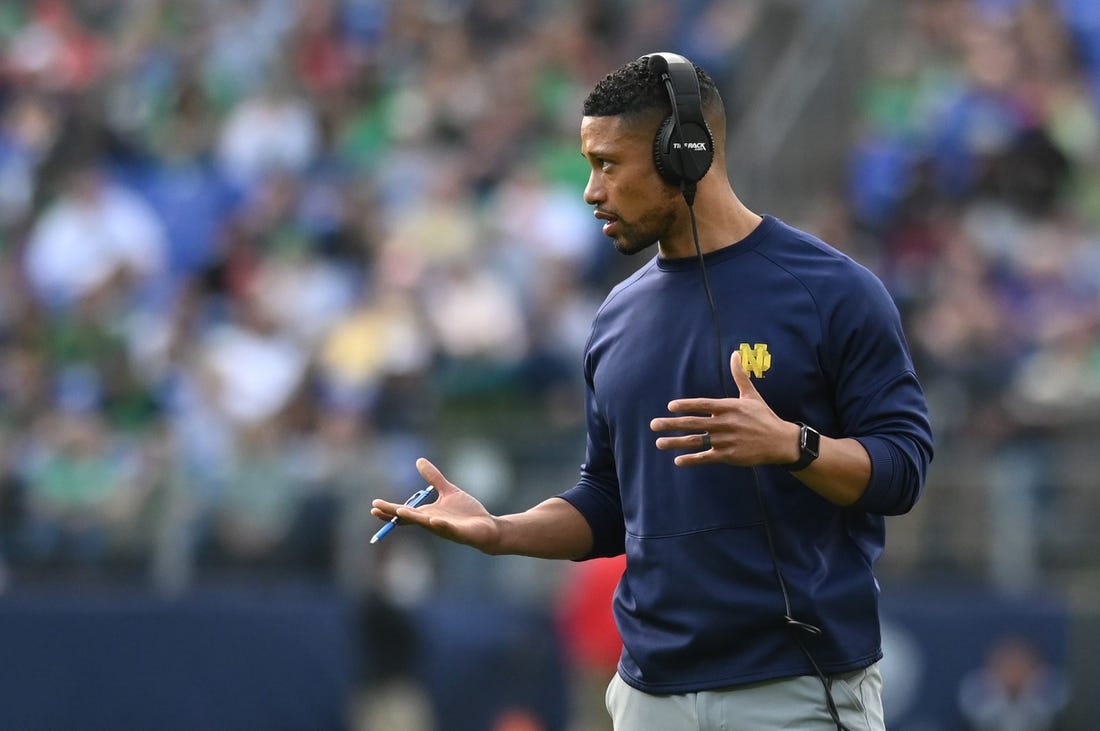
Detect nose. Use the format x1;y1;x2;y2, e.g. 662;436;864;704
584;170;604;206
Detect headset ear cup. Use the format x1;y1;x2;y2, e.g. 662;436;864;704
653;116;715;187
653;115;680;186
680;121;715;183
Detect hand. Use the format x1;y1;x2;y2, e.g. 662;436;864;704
650;351;799;467
371;457;503;551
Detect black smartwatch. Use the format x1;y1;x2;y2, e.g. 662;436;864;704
786;422;820;471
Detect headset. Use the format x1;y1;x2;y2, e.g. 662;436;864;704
641;52;850;731
644;52;715;203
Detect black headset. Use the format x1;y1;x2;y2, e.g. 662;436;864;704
643;52;715;194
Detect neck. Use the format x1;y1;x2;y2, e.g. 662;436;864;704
657;183;762;259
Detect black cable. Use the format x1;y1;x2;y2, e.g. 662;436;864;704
666;73;848;731
750;467;848;731
686;201;727;399
689;202;848;731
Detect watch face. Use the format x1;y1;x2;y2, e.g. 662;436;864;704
802;425;820;458
789;423;820;471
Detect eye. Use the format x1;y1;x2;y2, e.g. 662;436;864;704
584;153;615;174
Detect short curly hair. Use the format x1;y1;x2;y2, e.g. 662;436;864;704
583;55;721;123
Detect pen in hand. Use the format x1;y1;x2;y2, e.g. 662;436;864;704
371;485;437;544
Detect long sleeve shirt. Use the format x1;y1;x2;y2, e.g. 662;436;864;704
558;215;934;693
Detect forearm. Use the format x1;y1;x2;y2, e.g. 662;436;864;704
489;497;594;559
782;422;871;506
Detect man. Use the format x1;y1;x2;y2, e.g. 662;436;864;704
372;53;933;730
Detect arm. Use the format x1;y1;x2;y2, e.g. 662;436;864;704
488;497;595;559
775;423;871;506
371;457;594;559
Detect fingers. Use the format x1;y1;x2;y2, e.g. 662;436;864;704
371;456;452;524
655;432;711;452
394;504;436;528
649;352;772;468
651;399;719;434
671;451;710;468
370;501;400;521
665;398;720;414
650;414;711;433
370;498;435;528
651;401;715;450
415;456;441;485
416;456;456;495
730;351;760;399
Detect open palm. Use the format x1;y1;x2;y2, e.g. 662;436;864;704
371;457;502;551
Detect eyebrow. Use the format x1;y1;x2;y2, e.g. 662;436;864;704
581;146;615;161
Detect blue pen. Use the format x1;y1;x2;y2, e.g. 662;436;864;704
371;485;437;544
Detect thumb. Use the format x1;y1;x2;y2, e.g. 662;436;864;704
730;350;761;399
416;457;456;495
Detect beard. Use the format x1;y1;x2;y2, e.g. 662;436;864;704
610;205;678;256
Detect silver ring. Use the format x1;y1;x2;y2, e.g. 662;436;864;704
701;432;712;450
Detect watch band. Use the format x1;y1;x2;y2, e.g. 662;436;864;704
786;422;820;471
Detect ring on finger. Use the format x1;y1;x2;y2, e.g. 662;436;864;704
701;432;712;450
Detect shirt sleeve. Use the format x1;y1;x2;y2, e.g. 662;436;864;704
826;266;934;516
557;355;626;559
851;370;933;514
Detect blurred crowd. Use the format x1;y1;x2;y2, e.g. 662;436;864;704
0;0;754;592
845;0;1100;583
852;0;1100;436
0;0;1097;599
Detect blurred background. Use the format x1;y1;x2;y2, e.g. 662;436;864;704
0;0;1097;729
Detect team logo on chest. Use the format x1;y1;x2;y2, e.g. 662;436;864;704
738;342;771;378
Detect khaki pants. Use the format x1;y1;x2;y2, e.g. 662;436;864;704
605;663;885;731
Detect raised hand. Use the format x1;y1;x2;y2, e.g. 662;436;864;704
650;351;800;467
371;457;503;551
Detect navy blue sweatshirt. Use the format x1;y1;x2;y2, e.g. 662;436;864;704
558;215;933;694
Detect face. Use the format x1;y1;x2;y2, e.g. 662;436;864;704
581;115;682;256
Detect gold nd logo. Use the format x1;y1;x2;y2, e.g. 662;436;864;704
738;343;771;378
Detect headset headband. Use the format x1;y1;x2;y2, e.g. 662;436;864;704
644;53;707;130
